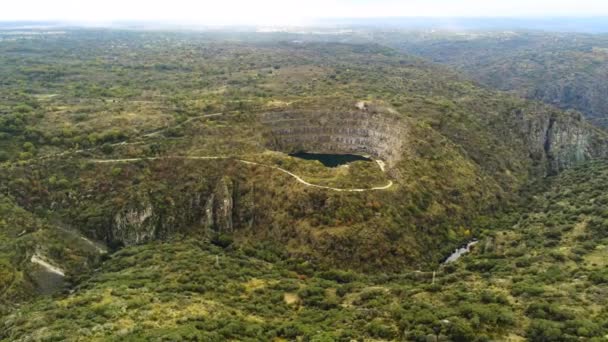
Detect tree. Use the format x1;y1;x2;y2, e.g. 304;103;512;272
23;142;35;153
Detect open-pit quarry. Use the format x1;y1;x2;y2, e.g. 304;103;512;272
260;105;407;170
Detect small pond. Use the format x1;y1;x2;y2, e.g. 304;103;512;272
289;152;372;167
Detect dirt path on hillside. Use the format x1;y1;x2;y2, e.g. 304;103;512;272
90;156;394;192
1;110;394;192
0;112;226;168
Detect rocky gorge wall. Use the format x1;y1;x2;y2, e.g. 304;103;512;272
261;102;608;178
520;109;608;175
110;177;237;246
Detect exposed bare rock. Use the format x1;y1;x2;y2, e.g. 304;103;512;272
107;175;238;247
202;177;234;234
113;203;155;245
203;193;215;231
355;101;368;110
522;110;608;174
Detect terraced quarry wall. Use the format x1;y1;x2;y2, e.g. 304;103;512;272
261;109;407;167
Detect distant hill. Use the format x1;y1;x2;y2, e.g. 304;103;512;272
375;31;608;127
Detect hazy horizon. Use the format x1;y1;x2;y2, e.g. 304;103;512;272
3;17;608;34
3;0;608;26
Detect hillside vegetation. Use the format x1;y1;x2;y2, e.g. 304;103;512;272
3;160;608;341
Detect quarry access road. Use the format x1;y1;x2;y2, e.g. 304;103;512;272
90;156;395;192
0;112;226;169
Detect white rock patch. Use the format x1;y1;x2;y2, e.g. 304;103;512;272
31;254;65;276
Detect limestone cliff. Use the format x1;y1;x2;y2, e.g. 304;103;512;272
202;177;234;234
522;110;608;175
110;177;237;246
262;102;608;178
112;204;156;245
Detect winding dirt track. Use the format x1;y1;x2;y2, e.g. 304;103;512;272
2;111;393;192
0;112;227;168
90;156;394;192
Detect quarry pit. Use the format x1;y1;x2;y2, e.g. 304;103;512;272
260;108;406;169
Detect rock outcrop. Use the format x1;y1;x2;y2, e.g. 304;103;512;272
110;177;238;247
522;110;608;175
112;204;155;245
202;177;234;234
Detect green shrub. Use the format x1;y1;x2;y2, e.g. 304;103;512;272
589;269;608;284
466;259;496;272
318;269;357;283
527;319;563;341
366;319;397;339
512;281;545;296
211;234;233;248
110;167;122;177
447;318;477;342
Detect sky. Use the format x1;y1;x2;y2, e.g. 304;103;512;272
2;0;608;25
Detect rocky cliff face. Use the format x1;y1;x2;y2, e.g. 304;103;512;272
261;105;408;168
110;177;237;247
521;109;608;175
113;204;155;245
202;177;234;234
